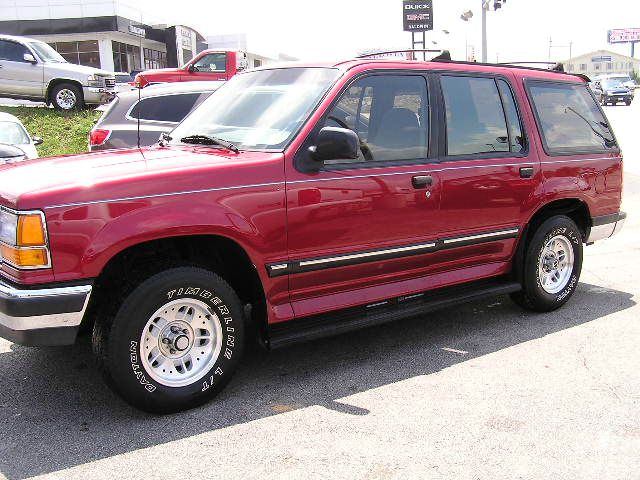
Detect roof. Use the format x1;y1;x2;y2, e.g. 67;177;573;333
116;81;225;100
249;58;583;83
0;112;22;123
0;34;45;44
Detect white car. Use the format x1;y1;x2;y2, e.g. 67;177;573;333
0;112;42;159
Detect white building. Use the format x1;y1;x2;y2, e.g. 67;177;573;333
563;49;640;79
207;33;297;69
0;0;207;72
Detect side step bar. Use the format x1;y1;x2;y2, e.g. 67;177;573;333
267;277;521;349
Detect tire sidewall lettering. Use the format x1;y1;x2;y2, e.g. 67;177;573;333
535;225;580;302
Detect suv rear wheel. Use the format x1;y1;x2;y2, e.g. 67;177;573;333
51;82;84;111
92;267;244;413
511;215;583;312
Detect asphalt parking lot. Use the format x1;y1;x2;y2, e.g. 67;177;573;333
0;104;639;480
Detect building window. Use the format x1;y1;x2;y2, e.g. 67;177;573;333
606;63;613;70
566;64;573;72
254;59;262;68
594;63;601;71
49;40;100;68
143;48;167;70
579;64;587;71
112;41;141;73
182;49;193;63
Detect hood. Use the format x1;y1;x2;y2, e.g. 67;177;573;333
0;146;283;210
47;61;114;78
138;67;184;77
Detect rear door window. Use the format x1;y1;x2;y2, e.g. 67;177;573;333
527;81;617;155
0;40;29;62
129;93;201;123
441;76;511;156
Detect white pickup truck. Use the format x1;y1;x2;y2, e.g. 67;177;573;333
0;34;116;110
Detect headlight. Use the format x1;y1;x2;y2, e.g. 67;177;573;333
87;74;104;88
0;207;50;269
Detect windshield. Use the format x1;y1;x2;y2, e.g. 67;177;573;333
170;67;341;150
0;121;30;144
27;41;66;63
602;79;626;89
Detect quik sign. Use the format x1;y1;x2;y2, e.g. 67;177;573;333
403;0;433;32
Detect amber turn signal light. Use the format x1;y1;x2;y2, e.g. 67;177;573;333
0;244;49;268
17;214;46;247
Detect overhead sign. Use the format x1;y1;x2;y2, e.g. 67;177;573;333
608;28;640;43
592;55;612;62
403;1;433;32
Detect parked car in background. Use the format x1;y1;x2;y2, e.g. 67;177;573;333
0;143;27;164
591;77;633;105
89;81;224;150
594;73;637;90
0;34;116;110
134;50;248;88
114;72;136;92
0;112;42;159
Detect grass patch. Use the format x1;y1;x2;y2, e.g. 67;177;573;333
0;106;100;158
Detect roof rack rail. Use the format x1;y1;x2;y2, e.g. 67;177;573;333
497;61;565;72
356;49;441;59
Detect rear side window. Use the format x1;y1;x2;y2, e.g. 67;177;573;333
528;81;617;155
441;76;511;156
497;79;526;153
129;93;201;123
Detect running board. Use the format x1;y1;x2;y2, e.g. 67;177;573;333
267;277;521;349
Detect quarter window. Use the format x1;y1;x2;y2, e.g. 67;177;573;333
441;75;511;156
497;79;525;153
323;75;429;163
528;81;616;154
129;93;203;123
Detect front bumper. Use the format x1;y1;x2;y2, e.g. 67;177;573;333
0;280;92;346
586;212;626;244
604;94;632;103
83;86;116;105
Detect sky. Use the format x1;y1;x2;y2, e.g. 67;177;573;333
130;0;640;63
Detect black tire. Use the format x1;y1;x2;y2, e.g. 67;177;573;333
626;100;632;106
50;82;84;111
92;267;245;413
510;216;583;312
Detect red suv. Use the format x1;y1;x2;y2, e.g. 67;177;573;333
0;58;625;413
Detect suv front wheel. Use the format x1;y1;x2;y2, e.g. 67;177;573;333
511;215;583;312
92;267;245;413
51;82;84;111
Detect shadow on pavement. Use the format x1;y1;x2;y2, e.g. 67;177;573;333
0;281;634;479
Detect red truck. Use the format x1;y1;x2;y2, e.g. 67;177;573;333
0;58;625;413
134;49;248;88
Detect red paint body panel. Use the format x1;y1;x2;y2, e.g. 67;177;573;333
0;59;624;328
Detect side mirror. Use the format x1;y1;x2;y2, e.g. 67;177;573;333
32;136;43;146
187;64;196;73
23;53;37;64
308;127;359;162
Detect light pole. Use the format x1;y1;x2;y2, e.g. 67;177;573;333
460;10;473;61
482;0;489;62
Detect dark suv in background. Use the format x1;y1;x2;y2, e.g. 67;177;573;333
89;81;224;150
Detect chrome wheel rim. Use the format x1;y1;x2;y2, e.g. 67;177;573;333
56;88;76;110
538;235;574;294
140;298;223;388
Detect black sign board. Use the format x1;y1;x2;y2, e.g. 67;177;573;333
403;0;433;32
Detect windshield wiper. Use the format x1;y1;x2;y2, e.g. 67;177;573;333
179;134;239;153
564;107;617;148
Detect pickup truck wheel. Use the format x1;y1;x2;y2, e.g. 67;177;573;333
51;83;84;111
92;267;244;413
511;216;583;312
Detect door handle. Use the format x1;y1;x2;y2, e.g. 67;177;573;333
411;175;432;188
519;167;534;178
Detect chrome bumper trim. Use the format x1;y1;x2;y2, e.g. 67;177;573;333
586;212;626;243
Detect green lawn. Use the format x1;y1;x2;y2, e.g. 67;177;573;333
0;106;101;158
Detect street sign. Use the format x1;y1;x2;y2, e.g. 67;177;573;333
608;28;640;44
403;1;433;32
